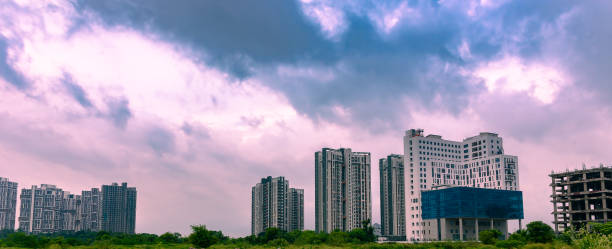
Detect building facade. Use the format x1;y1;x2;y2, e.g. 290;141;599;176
80;188;101;232
379;154;406;239
101;183;137;234
251;176;303;235
421;186;524;241
18;184;67;233
550;166;612;233
0;177;18;231
287;188;304;232
403;129;520;241
315;148;372;233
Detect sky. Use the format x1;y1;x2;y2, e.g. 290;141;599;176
1;0;611;237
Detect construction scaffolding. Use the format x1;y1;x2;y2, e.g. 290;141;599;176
550;166;612;233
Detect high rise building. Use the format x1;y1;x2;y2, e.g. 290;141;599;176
287;188;304;232
80;188;101;232
60;193;80;232
315;148;372;233
0;177;17;231
550;166;612;233
251;176;303;235
18;184;67;233
101;183;137;234
379;154;406;239
404;129;520;241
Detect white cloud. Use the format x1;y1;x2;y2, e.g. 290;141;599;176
474;57;569;104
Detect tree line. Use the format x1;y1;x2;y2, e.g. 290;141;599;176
1;221;611;248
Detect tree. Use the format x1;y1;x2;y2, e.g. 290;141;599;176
590;222;612;235
328;230;348;245
479;229;502;245
158;232;181;244
189;225;220;248
525;221;555;243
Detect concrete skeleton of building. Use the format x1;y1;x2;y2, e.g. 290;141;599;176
403;129;521;241
315;148;372;233
16;182;136;234
0;177;18;231
379;154;406;240
251;176;304;235
550;166;612;233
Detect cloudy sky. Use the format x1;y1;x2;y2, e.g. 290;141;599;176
1;0;611;236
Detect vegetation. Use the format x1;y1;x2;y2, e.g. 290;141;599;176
1;221;611;248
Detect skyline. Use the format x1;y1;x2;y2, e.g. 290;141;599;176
1;0;612;237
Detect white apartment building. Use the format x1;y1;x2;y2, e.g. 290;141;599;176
379;154;406;238
252;176;304;235
315;148;372;233
403;129;519;241
0;177;18;231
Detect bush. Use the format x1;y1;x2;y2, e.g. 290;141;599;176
478;245;497;249
591;222;612;235
526;221;555;243
573;233;612;249
327;230;348;245
522;243;552;249
495;239;525;249
267;238;289;247
479;229;502;245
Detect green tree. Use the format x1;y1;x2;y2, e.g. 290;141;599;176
526;221;555;243
158;232;181;243
479;229;502;245
328;230;348;245
591;222;612;235
188;225;219;248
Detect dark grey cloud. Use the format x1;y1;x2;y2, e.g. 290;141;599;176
62;73;93;108
76;0;611;134
75;0;335;78
0;37;28;89
104;96;132;129
146;127;175;156
181;122;210;139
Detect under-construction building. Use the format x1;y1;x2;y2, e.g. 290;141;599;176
550;166;612;233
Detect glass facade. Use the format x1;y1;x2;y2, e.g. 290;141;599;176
421;187;523;219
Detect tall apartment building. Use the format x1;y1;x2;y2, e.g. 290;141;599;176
315;148;372;233
80;188;101;232
287;188;304;232
550;166;612;233
101;183;137;234
18;184;67;233
403;129;519;241
251;176;304;235
0;177;17;231
379;154;406;239
17;183;135;234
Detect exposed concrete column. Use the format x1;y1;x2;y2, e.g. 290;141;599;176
552;177;559;233
490;219;494;230
519;219;522;230
459;218;463;241
601;171;608;221
475;218;479;241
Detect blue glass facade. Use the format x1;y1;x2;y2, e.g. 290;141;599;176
421;187;523;219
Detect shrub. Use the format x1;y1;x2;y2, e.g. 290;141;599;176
495;239;525;249
478;245;497;249
267;238;289;247
522;243;552;249
479;229;502;245
573;233;612;249
591;222;612;235
328;230;348;245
